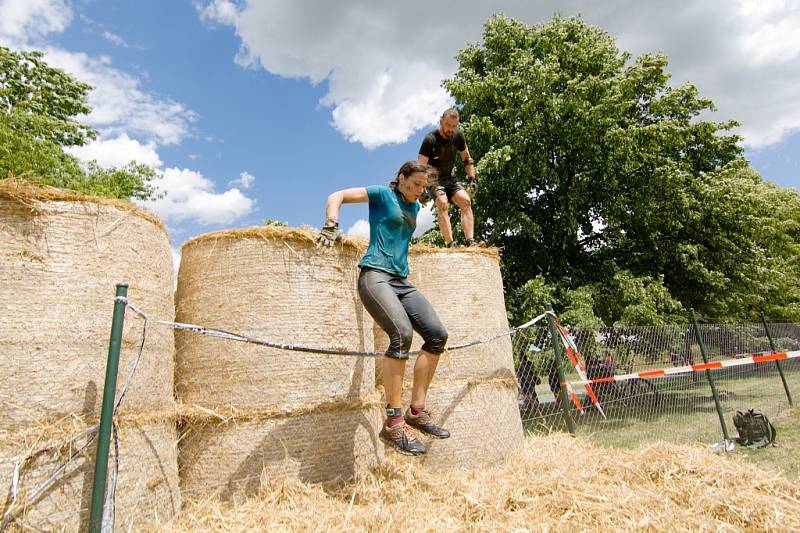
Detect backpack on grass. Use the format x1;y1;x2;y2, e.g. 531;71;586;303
732;409;776;449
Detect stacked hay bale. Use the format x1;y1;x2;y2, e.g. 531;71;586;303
175;227;383;501
374;245;523;469
0;180;179;530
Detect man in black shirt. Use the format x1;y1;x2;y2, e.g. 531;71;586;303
418;108;478;247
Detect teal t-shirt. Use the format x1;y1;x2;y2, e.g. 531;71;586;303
358;185;419;277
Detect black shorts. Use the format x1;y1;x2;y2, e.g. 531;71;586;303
428;176;465;202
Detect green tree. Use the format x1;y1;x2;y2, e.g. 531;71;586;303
446;15;798;322
0;46;160;200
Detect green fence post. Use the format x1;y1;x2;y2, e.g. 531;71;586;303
545;304;576;435
89;283;128;532
689;309;731;443
760;311;794;407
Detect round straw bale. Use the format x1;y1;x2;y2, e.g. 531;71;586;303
406;246;514;380
0;180;175;430
178;405;384;501
175;227;375;410
0;419;180;531
394;379;523;470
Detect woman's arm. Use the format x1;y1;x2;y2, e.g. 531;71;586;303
324;187;369;224
317;187;369;248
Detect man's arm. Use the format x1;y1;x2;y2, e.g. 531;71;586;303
460;148;475;180
418;132;434;166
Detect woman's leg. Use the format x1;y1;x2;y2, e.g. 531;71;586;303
358;269;414;408
392;280;448;408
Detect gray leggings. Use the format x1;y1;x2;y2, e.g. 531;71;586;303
358;267;448;359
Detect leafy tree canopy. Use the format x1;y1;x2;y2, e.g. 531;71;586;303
1;46;159;200
446;15;798;324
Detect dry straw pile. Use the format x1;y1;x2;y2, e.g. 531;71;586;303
375;245;523;470
175;227;383;501
0;179;179;530
148;433;800;532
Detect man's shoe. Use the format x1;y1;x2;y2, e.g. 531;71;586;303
379;420;426;455
404;407;450;439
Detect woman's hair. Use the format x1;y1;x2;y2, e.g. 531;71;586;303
390;161;437;189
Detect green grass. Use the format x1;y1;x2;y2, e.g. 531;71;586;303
521;367;800;478
733;408;800;479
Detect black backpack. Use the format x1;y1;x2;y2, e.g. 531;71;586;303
732;409;777;449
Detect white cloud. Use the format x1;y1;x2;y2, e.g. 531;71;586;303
346;219;370;238
414;204;436;238
171;246;181;285
0;0;71;46
197;0;800;150
41;48;197;145
195;0;239;25
102;31;129;48
142;167;256;225
228;171;255;189
346;204;436;239
65;133;163;168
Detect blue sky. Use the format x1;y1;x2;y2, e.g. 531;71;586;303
2;0;800;264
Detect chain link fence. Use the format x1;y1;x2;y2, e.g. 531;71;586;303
513;319;799;448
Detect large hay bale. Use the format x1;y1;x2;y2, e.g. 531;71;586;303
179;403;384;502
0;418;180;531
372;246;523;468
175;227;375;409
0;180;175;427
413;380;523;470
175;227;383;497
407;246;514;380
0;180;179;528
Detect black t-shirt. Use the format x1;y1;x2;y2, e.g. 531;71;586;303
419;128;466;179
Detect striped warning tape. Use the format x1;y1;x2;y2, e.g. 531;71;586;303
566;350;800;388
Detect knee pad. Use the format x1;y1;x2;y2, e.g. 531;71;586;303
384;350;410;360
421;327;448;355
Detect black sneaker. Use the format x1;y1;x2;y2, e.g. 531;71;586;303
404;407;450;439
379;420;426;455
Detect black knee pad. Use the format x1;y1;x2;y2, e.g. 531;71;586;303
421;328;448;355
384;350;410;360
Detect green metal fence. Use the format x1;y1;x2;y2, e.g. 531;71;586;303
513;309;799;448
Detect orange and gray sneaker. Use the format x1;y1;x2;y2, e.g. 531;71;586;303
404;407;450;439
379;420;426;455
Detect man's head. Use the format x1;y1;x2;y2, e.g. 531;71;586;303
438;107;460;139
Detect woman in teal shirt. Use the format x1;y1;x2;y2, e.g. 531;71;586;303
317;161;449;456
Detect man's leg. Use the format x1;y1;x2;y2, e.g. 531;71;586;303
451;189;474;242
434;192;454;245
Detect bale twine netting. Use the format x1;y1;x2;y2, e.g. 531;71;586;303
373;245;523;470
0;179;179;529
175;227;384;500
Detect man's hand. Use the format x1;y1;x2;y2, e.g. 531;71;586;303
316;221;342;248
467;175;478;194
419;187;431;205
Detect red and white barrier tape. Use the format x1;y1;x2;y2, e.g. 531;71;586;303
566;350;800;388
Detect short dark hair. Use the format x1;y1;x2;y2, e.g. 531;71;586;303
441;107;460;120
